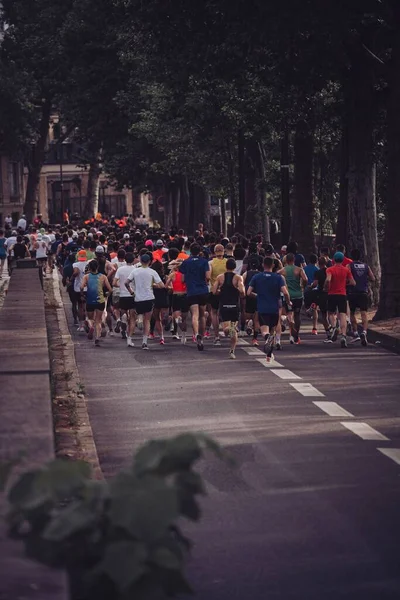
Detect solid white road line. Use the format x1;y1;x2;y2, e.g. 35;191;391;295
313;401;353;416
288;382;325;397
341;422;389;441
255;358;284;368
236;339;250;346
241;347;264;355
377;448;400;465
270;369;302;380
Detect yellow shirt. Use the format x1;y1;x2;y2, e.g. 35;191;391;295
209;257;227;286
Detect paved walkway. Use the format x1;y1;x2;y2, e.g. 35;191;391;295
61;278;400;599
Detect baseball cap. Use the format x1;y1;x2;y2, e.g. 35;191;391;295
281;245;287;253
72;232;78;239
333;251;344;262
95;245;105;254
77;250;87;262
156;239;163;247
265;244;274;254
123;233;130;239
141;253;151;263
145;240;153;247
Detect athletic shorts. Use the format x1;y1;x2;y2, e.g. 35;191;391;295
245;297;257;314
316;291;328;313
327;294;347;314
348;292;368;312
154;288;169;309
72;290;85;304
304;288;317;309
258;313;279;328
188;293;208;307
172;294;189;313
119;296;136;311
86;302;105;313
208;293;220;310
290;298;303;313
135;299;154;314
220;306;240;323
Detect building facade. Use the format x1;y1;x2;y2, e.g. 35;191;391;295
0;155;25;227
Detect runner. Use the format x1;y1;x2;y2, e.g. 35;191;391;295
311;256;331;338
35;233;48;277
279;253;307;344
304;253;319;335
247;257;292;362
166;257;189;344
149;257;169;345
125;253;164;350
179;243;210;351
242;256;261;346
212;258;245;359
0;230;6;278
348;248;375;346
81;259;112;347
208;244;227;346
71;249;88;332
324;251;356;348
114;252;136;347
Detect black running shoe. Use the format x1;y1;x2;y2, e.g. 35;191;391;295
331;328;339;343
360;332;368;347
197;334;204;351
340;336;348;348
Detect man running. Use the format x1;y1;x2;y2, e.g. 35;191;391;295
81;260;112;347
348;248;375;346
179;243;210;351
212;258;245;359
125;253;164;350
208;244;227;345
166;257;189;344
71;249;88;332
324;251;356;348
279;253;307;344
247;257;291;362
114;252;136;347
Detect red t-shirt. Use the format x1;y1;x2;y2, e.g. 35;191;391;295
332;257;352;267
326;265;352;295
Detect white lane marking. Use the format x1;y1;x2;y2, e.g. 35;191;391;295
255;358;284;368
270;369;301;380
236;339;250;346
241;347;264;355
289;383;325;397
313;401;353;416
377;448;400;465
341;422;389;441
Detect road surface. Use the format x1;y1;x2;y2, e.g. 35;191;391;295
62;283;400;599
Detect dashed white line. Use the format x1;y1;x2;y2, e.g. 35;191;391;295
341;422;389;441
289;383;325;397
377;448;400;465
236;339;250;346
270;369;302;380
255;358;284;368
313;401;353;416
241;347;264;355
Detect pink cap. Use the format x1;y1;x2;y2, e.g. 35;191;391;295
145;239;153;247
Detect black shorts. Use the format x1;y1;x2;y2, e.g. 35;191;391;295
86;302;105;313
208;293;220;310
304;288;317;309
220;305;240;323
316;291;328;313
135;300;154;314
258;313;279;328
245;297;257;314
348;292;368;312
72;290;85;305
119;296;136;311
290;298;303;313
172;294;189;313
154;288;169;309
188;294;208;307
327;294;347;314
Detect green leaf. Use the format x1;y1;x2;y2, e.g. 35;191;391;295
42;501;97;541
151;546;181;570
110;473;179;541
176;471;206;496
45;460;91;498
8;470;51;511
0;459;18;492
101;540;147;592
133;439;169;476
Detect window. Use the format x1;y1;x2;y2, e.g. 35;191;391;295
8;161;20;197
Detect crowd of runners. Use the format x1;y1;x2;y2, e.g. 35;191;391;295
0;215;376;361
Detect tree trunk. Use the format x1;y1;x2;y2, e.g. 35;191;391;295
336;122;349;246
226;140;237;232
375;4;400;319
179;174;190;232
244;138;261;237
193;184;210;232
280;128;291;244
188;182;196;233
132;191;142;217
237;129;245;234
346;54;381;305
291;120;316;255
220;197;227;236
257;141;270;243
24;98;52;222
170;178;180;228
84;158;101;218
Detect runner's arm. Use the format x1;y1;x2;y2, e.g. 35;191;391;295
80;274;88;291
102;275;113;293
281;284;292;307
234;275;246;297
247;285;256;298
323;272;331;292
212;275;222;295
300;268;308;285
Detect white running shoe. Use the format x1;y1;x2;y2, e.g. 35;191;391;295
127;337;135;347
289;335;295;344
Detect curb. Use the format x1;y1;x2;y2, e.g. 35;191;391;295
49;269;103;479
367;326;400;355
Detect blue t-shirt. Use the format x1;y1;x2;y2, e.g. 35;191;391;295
349;261;369;293
179;256;210;296
304;264;319;285
248;271;285;314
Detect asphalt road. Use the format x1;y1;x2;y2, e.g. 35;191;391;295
64;288;400;599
